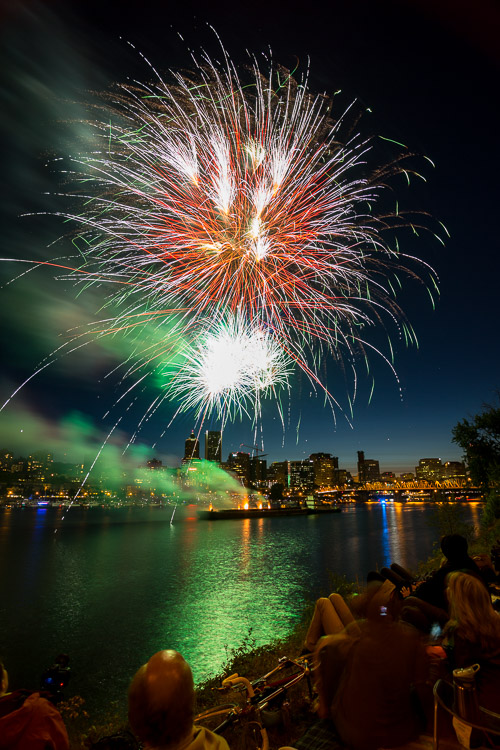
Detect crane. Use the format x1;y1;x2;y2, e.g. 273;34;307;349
239;444;268;459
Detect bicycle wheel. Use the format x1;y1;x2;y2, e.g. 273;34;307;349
196;704;267;750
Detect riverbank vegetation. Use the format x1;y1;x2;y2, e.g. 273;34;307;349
452;395;500;525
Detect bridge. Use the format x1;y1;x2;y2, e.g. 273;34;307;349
314;479;483;502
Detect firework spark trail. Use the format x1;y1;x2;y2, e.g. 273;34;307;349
3;41;441;433
55;415;124;533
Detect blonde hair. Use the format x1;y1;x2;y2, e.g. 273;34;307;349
445;571;500;649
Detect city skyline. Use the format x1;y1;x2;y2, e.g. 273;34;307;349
0;436;466;480
1;1;499;477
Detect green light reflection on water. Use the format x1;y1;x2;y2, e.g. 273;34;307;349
153;517;311;683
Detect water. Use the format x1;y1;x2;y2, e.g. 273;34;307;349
0;502;481;718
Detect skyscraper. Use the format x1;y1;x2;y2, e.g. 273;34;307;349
250;457;267;488
289;459;315;491
357;451;380;483
267;461;289;487
184;430;200;461
205;430;222;463
309;452;336;488
415;458;442;481
227;451;250;485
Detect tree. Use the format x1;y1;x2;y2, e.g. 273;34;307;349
452;395;500;524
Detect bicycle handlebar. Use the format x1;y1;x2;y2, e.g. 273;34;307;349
221;674;255;698
196;654;311;748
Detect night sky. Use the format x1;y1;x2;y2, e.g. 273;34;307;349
1;0;499;475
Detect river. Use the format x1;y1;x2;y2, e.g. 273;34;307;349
0;501;482;718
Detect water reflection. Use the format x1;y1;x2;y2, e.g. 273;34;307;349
168;516;312;683
388;502;405;561
467;502;482;528
380;502;391;567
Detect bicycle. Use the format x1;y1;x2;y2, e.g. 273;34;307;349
194;655;313;750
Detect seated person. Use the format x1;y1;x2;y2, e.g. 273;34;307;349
303;591;360;652
472;553;498;584
314;588;429;750
128;649;230;750
0;659;69;750
442;571;500;714
303;579;396;652
401;534;485;632
415;534;484;610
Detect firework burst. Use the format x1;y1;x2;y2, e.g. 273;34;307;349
165;312;292;423
19;41;440;430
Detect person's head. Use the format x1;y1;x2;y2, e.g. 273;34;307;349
441;534;468;562
0;660;8;697
128;650;195;750
446;571;500;646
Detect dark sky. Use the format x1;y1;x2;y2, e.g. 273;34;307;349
0;0;499;474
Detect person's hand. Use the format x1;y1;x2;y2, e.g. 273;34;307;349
400;585;411;599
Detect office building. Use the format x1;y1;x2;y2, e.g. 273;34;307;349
400;472;415;481
184;430;200;462
267;461;289;487
415;458;442;481
289;459;315;492
357;451;380;482
381;471;396;482
147;458;163;470
250;457;267;489
205;430;222;463
333;469;349;486
309;453;337;488
443;461;466;480
227;451;251;486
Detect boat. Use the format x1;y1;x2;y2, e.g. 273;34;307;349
197;505;306;520
196;503;341;520
308;503;342;515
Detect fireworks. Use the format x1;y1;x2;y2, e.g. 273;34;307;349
24;42;440;429
166;312;292;422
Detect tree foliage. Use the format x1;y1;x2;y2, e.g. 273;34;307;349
452;395;500;523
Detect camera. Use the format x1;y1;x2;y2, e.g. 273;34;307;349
40;654;71;702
